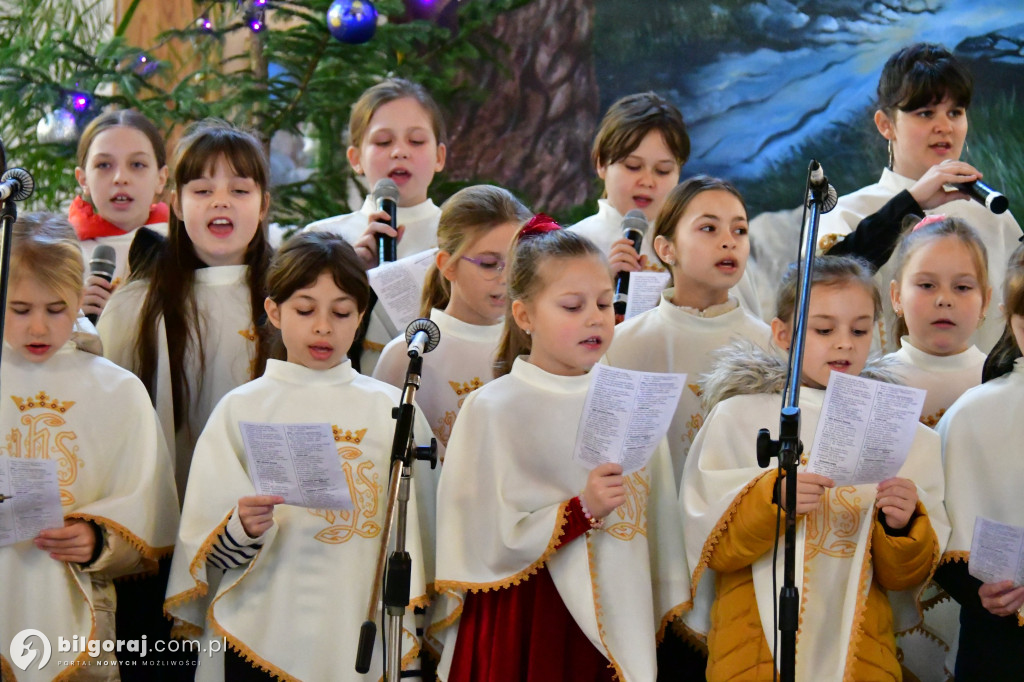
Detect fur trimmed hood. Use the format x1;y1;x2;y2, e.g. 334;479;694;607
699;338;903;412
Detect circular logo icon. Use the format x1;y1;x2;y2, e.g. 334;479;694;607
10;629;51;670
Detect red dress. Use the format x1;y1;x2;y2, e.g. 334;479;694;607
447;497;617;682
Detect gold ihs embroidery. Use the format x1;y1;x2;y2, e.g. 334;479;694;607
4;392;81;506
921;409;946;428
434;411;456;448
439;378;484;447
310;427;382;544
805;485;864;559
687;383;702;397
449;378;483;401
238;327;258;376
685;413;704;446
604;471;649;541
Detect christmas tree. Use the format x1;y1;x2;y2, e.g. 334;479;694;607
0;0;530;224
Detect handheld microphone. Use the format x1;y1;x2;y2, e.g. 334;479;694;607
0;168;34;203
405;318;441;358
86;245;117;325
372;178;400;263
952;179;1009;215
612;209;648;319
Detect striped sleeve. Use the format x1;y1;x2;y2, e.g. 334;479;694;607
206;510;265;570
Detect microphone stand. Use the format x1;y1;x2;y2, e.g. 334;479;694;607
755;160;832;682
0;148;34;383
356;349;437;679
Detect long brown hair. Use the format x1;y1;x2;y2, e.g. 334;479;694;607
420;185;531;316
493;228;606;377
133;119;273;431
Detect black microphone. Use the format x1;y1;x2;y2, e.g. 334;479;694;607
0;168;34;203
405;318;441;358
613;209;648;319
953;179;1009;215
86;244;116;325
372;178;399;263
807;160;838;213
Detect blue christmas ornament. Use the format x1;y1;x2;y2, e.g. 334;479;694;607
326;0;378;44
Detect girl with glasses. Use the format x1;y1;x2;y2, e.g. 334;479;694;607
374;186;531;657
374;185;531;461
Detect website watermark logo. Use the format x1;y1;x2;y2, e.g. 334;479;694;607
10;629;52;671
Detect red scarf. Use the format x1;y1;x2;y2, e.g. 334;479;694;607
68;196;170;242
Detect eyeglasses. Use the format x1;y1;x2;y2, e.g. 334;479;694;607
461;255;506;280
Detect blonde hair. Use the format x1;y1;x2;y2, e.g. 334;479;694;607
11;212;84;310
890;216;989;342
983;244;1024;381
349;78;447;148
420;185;531;316
494;229;607;377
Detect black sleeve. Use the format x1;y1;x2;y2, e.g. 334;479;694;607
825;190;923;271
934;559;983;610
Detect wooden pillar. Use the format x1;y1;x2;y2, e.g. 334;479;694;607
114;0;197;65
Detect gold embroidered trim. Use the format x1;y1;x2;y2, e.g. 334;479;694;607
586;535;624;682
408;591;430;611
671;618;709;652
795;544;811;661
209;620;299;682
939;550;969;565
65;512;173;561
425;591;464;641
899;623;951;651
209;611;421;681
163;512;234;620
841;513;876;682
921;588;953;610
691;470;774;599
657;601;692;645
433;500;571;595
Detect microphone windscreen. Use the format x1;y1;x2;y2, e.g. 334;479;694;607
622;209;648;235
372;178;400;204
405;317;441;354
89;244;117;281
1;168;34;202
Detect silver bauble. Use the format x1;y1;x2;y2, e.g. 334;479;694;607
36;108;79;145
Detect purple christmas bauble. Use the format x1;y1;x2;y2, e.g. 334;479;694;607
326;0;378;44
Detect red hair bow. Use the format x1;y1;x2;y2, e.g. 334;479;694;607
519;213;561;239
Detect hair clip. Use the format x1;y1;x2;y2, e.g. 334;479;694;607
912;214;947;232
519;213;561;239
